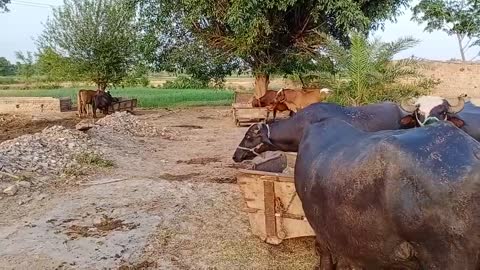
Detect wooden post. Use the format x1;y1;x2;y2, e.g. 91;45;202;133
264;181;278;243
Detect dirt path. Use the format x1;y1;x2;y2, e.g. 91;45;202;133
0;108;316;269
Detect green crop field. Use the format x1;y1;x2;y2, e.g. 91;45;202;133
0;87;235;108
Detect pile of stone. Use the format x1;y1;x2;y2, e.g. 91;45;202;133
93;112;158;137
0;126;95;177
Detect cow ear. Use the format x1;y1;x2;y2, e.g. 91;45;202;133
448;116;465;128
400;115;416;128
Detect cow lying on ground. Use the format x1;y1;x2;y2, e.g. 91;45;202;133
275;87;332;113
77;89;98;118
251;90;292;121
296;118;480;269
233;101;408;162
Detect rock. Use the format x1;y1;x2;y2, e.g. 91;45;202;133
35;193;47;201
3;185;18;196
76;120;96;131
93;112;158;137
18;196;32;205
17;181;32;189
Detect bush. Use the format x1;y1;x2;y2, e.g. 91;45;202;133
0;83;62;90
319;33;434;106
121;75;150;87
0;77;19;85
161;76;208;89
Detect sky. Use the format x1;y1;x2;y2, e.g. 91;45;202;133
0;0;478;63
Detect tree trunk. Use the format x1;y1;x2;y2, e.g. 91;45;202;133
254;73;269;98
456;33;466;62
96;81;107;91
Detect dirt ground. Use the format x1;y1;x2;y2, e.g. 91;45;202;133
0;113;78;143
0;107;316;270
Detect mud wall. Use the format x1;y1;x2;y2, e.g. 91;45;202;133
419;61;480;97
0;97;72;113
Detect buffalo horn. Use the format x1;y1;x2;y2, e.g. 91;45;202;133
400;98;417;113
448;96;465;114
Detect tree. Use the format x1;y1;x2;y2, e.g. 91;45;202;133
0;57;16;76
36;48;82;82
136;7;242;87
38;0;138;90
413;0;480;61
0;0;10;12
325;33;428;105
136;0;408;97
160;43;243;87
15;51;36;81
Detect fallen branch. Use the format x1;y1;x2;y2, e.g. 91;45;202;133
79;178;129;186
0;171;20;180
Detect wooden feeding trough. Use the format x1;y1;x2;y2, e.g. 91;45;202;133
236;153;315;245
232;92;267;127
231;92;289;127
108;98;138;113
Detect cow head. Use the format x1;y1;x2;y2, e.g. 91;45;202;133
232;123;278;162
399;95;465;128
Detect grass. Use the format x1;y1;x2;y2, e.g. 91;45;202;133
75;152;114;168
0;87;235;108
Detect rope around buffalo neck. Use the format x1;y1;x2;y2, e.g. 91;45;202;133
236;123;271;156
415;112;445;127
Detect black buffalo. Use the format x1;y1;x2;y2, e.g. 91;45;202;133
296;119;480;269
94;90;117;116
233;102;408;162
400;95;480;142
457;100;480;141
399;95;465;128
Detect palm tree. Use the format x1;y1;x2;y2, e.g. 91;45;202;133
325;33;429;105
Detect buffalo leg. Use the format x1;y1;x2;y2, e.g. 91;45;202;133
92;102;97;118
314;240;335;270
78;103;84;118
265;110;270;123
289;110;294;117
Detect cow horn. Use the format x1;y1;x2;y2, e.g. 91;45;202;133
448;96;465;114
400;98;417;113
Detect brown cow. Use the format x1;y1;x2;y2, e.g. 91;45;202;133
251;90;292;121
77;89;98;118
275;87;332;113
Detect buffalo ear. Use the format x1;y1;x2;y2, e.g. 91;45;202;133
400;115;416;128
448;116;465;128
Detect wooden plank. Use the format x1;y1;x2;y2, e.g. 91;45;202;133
263;181;277;239
275;216;315;240
234;92;253;103
237;167;315;245
238;169;294;181
237;174;265;210
274;181;306;217
108;99;137;113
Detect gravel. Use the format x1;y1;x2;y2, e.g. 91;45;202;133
0;126;96;178
93;112;158;137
